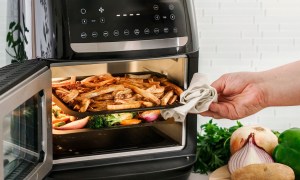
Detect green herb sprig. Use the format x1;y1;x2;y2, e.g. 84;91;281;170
193;119;243;174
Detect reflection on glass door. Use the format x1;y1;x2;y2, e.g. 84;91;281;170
2;93;42;179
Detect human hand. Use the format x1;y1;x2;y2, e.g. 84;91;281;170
201;72;267;120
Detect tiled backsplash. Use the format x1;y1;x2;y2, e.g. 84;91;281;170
195;0;300;131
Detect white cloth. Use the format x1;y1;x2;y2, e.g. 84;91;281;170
161;73;218;122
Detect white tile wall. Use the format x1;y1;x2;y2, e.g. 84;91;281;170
195;0;300;131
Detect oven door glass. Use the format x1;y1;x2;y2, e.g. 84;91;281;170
2;94;42;179
0;60;52;180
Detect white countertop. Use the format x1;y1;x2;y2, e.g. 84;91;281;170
188;173;209;180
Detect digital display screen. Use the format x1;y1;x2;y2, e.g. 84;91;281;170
66;0;187;43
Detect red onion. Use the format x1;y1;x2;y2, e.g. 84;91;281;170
228;133;274;174
230;125;278;155
53;116;90;130
139;110;161;122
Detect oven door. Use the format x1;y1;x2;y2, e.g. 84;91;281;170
0;60;52;179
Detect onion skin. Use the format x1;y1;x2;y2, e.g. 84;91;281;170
230;125;278;155
228;133;274;174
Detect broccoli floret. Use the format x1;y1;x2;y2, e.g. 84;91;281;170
86;115;108;129
106;113;135;127
86;113;135;128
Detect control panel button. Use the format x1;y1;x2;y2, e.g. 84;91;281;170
103;31;109;37
81;32;87;39
173;27;178;33
154;28;159;34
124;29;130;35
170;14;175;20
163;27;169;33
82;19;87;24
134;29;140;35
92;32;98;38
144;28;150;34
169;4;175;10
113;30;119;36
153;5;159;10
99;7;105;13
80;8;87;14
100;17;105;23
154;14;160;21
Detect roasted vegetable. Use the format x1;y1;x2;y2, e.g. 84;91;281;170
86;113;136;128
106;113;135;126
86;115;108;129
53;117;90;130
120;119;141;125
273;127;300;179
139;110;160;122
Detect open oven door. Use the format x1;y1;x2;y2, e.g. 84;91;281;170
0;60;52;180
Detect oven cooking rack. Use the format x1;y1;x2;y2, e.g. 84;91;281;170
52;117;176;135
52;72;184;118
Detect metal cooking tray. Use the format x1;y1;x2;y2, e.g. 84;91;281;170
52;72;183;118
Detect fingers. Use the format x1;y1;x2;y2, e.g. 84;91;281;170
210;75;227;94
200;111;223;119
200;102;234;119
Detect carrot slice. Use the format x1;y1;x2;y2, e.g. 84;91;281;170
52;117;70;124
120;119;141;125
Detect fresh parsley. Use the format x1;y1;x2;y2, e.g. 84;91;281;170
193;119;243;174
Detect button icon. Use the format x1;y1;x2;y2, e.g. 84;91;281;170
169;4;175;10
154;14;160;21
124;29;130;35
92;32;98;38
170;14;175;20
82;19;87;24
81;32;87;38
103;31;109;37
153;5;159;10
173;27;178;33
134;29;140;35
163;27;169;33
144;28;150;34
99;7;104;13
100;17;105;23
113;30;119;36
80;8;87;14
154;28;159;34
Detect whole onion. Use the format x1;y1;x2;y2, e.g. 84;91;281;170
228;133;274;173
230;125;278;155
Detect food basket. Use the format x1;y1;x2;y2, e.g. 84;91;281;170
52;72;184;118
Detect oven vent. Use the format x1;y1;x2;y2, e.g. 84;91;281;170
0;59;49;95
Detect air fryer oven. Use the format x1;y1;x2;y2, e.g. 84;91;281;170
0;0;199;179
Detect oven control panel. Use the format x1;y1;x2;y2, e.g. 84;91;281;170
66;0;187;43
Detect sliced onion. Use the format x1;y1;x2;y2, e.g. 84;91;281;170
228;133;274;174
139;110;160;122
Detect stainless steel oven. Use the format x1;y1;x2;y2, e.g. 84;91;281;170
0;0;199;179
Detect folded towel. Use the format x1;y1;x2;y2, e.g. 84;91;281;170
161;73;218;122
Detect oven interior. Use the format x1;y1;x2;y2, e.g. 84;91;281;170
50;57;188;160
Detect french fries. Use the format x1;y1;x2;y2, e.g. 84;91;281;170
52;73;183;112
